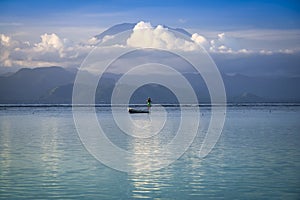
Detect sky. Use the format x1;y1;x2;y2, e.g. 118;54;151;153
0;0;299;76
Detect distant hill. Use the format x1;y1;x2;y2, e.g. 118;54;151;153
0;66;75;103
0;66;21;76
222;73;300;103
0;66;300;104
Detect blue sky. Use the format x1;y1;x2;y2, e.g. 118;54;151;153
1;0;299;29
0;0;299;76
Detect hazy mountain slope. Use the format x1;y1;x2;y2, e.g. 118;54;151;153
0;67;75;103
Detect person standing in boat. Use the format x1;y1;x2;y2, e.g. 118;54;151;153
147;97;152;111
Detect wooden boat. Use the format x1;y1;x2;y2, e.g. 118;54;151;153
128;108;149;114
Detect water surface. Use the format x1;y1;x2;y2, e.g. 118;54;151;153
0;105;299;199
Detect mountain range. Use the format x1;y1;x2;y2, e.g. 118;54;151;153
0;66;299;104
0;23;299;104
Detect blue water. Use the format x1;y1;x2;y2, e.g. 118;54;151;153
0;105;299;199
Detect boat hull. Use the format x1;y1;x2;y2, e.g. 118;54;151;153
128;108;149;114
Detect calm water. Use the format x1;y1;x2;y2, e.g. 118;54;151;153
0;105;300;199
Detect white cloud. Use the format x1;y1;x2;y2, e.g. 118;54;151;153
34;33;63;51
126;21;200;51
88;37;99;45
0;34;18;66
191;33;208;49
1;34;11;46
201;29;300;55
102;35;114;43
33;33;71;58
209;32;255;54
217;33;226;41
218;45;227;50
31;33;94;60
0;50;10;66
0;32;96;68
279;49;294;54
259;50;273;55
238;48;252;54
191;33;206;44
134;21;152;30
1;24;299;69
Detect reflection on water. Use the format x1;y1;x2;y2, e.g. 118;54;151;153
123;107;201;173
0;106;300;199
126;108;207;199
129;170;173;199
127;114;172;198
127;112;172;172
127;145;207;199
0;118;12;179
40;118;61;182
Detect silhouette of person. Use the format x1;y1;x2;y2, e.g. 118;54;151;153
147;97;152;110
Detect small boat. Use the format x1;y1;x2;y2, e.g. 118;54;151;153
128;108;149;114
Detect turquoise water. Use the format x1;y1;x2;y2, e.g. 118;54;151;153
0;105;300;199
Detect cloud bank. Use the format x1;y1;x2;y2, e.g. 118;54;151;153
0;33;95;68
0;21;299;69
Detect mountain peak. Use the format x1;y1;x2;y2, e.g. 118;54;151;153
94;22;191;40
15;66;66;76
95;23;136;40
